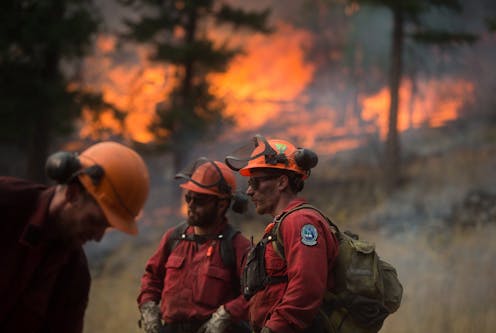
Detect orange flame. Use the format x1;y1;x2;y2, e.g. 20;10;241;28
80;23;316;142
362;78;474;139
210;22;315;130
80;35;175;142
80;30;475;157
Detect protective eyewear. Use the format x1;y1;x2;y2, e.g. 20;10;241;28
225;134;288;171
247;175;280;191
184;193;217;206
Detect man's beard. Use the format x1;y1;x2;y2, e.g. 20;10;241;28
187;204;219;229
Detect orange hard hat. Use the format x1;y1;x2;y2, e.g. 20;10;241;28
176;158;236;198
225;135;318;179
77;142;150;235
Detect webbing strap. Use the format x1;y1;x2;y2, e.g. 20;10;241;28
271;204;339;260
166;221;239;268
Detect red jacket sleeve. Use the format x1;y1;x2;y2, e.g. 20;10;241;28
137;229;173;306
223;233;251;321
266;209;338;333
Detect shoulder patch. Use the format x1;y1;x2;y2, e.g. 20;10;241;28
301;224;318;246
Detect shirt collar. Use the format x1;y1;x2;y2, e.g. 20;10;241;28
274;197;307;221
20;188;55;247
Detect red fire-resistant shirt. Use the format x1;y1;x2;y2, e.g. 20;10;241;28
138;221;251;323
248;198;339;333
0;177;90;333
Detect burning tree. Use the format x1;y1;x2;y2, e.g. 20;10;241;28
345;0;477;191
119;0;271;171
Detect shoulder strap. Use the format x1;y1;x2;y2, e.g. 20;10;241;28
166;221;240;269
271;204;340;260
219;224;240;269
165;221;190;254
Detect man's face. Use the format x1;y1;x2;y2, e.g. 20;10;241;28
57;189;109;246
184;191;220;228
246;170;281;216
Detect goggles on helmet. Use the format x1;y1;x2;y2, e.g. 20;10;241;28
175;157;234;197
225;135;318;179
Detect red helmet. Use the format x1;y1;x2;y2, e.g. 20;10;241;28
176;158;236;198
225;135;318;179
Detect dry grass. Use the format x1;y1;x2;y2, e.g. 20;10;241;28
84;224;496;333
84;241;153;333
377;225;496;333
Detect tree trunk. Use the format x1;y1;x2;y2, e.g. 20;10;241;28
26;112;51;182
408;70;418;130
26;1;64;183
384;7;404;192
172;5;198;175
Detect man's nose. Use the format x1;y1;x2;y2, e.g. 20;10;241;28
246;186;254;196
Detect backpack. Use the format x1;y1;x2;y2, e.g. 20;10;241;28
272;204;403;333
166;221;240;269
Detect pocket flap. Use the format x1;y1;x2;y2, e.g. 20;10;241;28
166;254;185;269
206;266;230;281
351;239;375;254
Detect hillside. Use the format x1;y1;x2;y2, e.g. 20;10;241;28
83;117;496;333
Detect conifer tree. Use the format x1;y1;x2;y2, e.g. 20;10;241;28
119;0;271;170
348;0;476;191
0;0;104;181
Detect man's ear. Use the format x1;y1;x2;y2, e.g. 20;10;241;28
276;174;289;192
217;198;229;212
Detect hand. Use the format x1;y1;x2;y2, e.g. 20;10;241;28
260;327;273;333
139;301;163;333
197;305;231;333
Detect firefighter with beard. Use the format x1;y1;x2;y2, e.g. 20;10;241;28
137;158;251;333
0;141;150;333
225;135;339;333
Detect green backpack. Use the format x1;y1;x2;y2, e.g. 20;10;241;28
271;204;403;333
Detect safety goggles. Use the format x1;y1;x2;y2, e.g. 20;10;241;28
247;175;280;191
225;134;289;171
184;193;218;206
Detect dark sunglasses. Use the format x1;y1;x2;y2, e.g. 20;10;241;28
247;175;280;190
184;193;217;206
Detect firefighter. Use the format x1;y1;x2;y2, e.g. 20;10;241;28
137;158;251;333
225;135;339;333
0;141;150;333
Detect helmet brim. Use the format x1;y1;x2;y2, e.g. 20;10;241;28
78;171;139;235
180;181;230;198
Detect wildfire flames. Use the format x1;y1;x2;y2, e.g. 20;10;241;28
79;22;475;155
210;22;315;130
80;35;175;143
362;79;475;139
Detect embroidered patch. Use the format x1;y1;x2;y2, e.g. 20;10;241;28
301;224;318;246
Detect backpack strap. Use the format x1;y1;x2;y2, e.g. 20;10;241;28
166;221;190;254
165;221;239;269
271;203;340;260
219;223;240;269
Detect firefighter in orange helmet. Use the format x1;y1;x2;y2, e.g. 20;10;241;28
138;158;251;333
225;135;339;333
0;141;150;333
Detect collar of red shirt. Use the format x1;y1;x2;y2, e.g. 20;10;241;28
20;188;55;247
